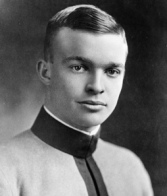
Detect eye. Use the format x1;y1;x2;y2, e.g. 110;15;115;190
71;65;87;73
106;68;121;77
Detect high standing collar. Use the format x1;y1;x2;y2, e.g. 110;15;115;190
31;107;100;158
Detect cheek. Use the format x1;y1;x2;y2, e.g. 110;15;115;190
56;77;85;100
107;81;123;100
64;75;86;92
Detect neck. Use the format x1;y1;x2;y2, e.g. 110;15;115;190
32;107;100;158
44;105;100;135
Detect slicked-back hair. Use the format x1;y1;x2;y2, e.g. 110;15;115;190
44;4;127;62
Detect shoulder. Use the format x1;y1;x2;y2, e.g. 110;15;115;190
0;130;37;193
0;130;73;181
0;130;42;158
0;130;38;168
96;138;149;175
0;129;67;162
94;139;154;195
0;129;73;168
0;130;57;171
96;138;145;168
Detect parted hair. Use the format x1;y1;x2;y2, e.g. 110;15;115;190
44;4;126;61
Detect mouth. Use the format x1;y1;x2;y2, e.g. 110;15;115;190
78;100;107;106
78;100;107;111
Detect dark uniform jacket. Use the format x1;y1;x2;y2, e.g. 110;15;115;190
0;107;153;196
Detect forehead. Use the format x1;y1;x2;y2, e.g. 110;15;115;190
52;27;128;65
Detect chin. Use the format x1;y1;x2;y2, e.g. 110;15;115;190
78;114;109;128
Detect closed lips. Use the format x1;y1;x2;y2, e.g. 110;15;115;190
78;101;106;106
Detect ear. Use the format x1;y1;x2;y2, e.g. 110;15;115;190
36;60;51;85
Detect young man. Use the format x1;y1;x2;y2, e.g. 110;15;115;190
0;4;153;196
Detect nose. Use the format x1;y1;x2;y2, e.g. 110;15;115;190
85;71;104;95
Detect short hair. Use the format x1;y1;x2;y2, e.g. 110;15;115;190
44;4;127;62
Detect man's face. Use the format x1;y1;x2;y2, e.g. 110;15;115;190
46;28;127;131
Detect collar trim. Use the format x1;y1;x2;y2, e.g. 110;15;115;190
32;107;100;158
44;106;100;136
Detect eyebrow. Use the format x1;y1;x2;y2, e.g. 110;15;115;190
62;56;125;69
62;56;93;65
